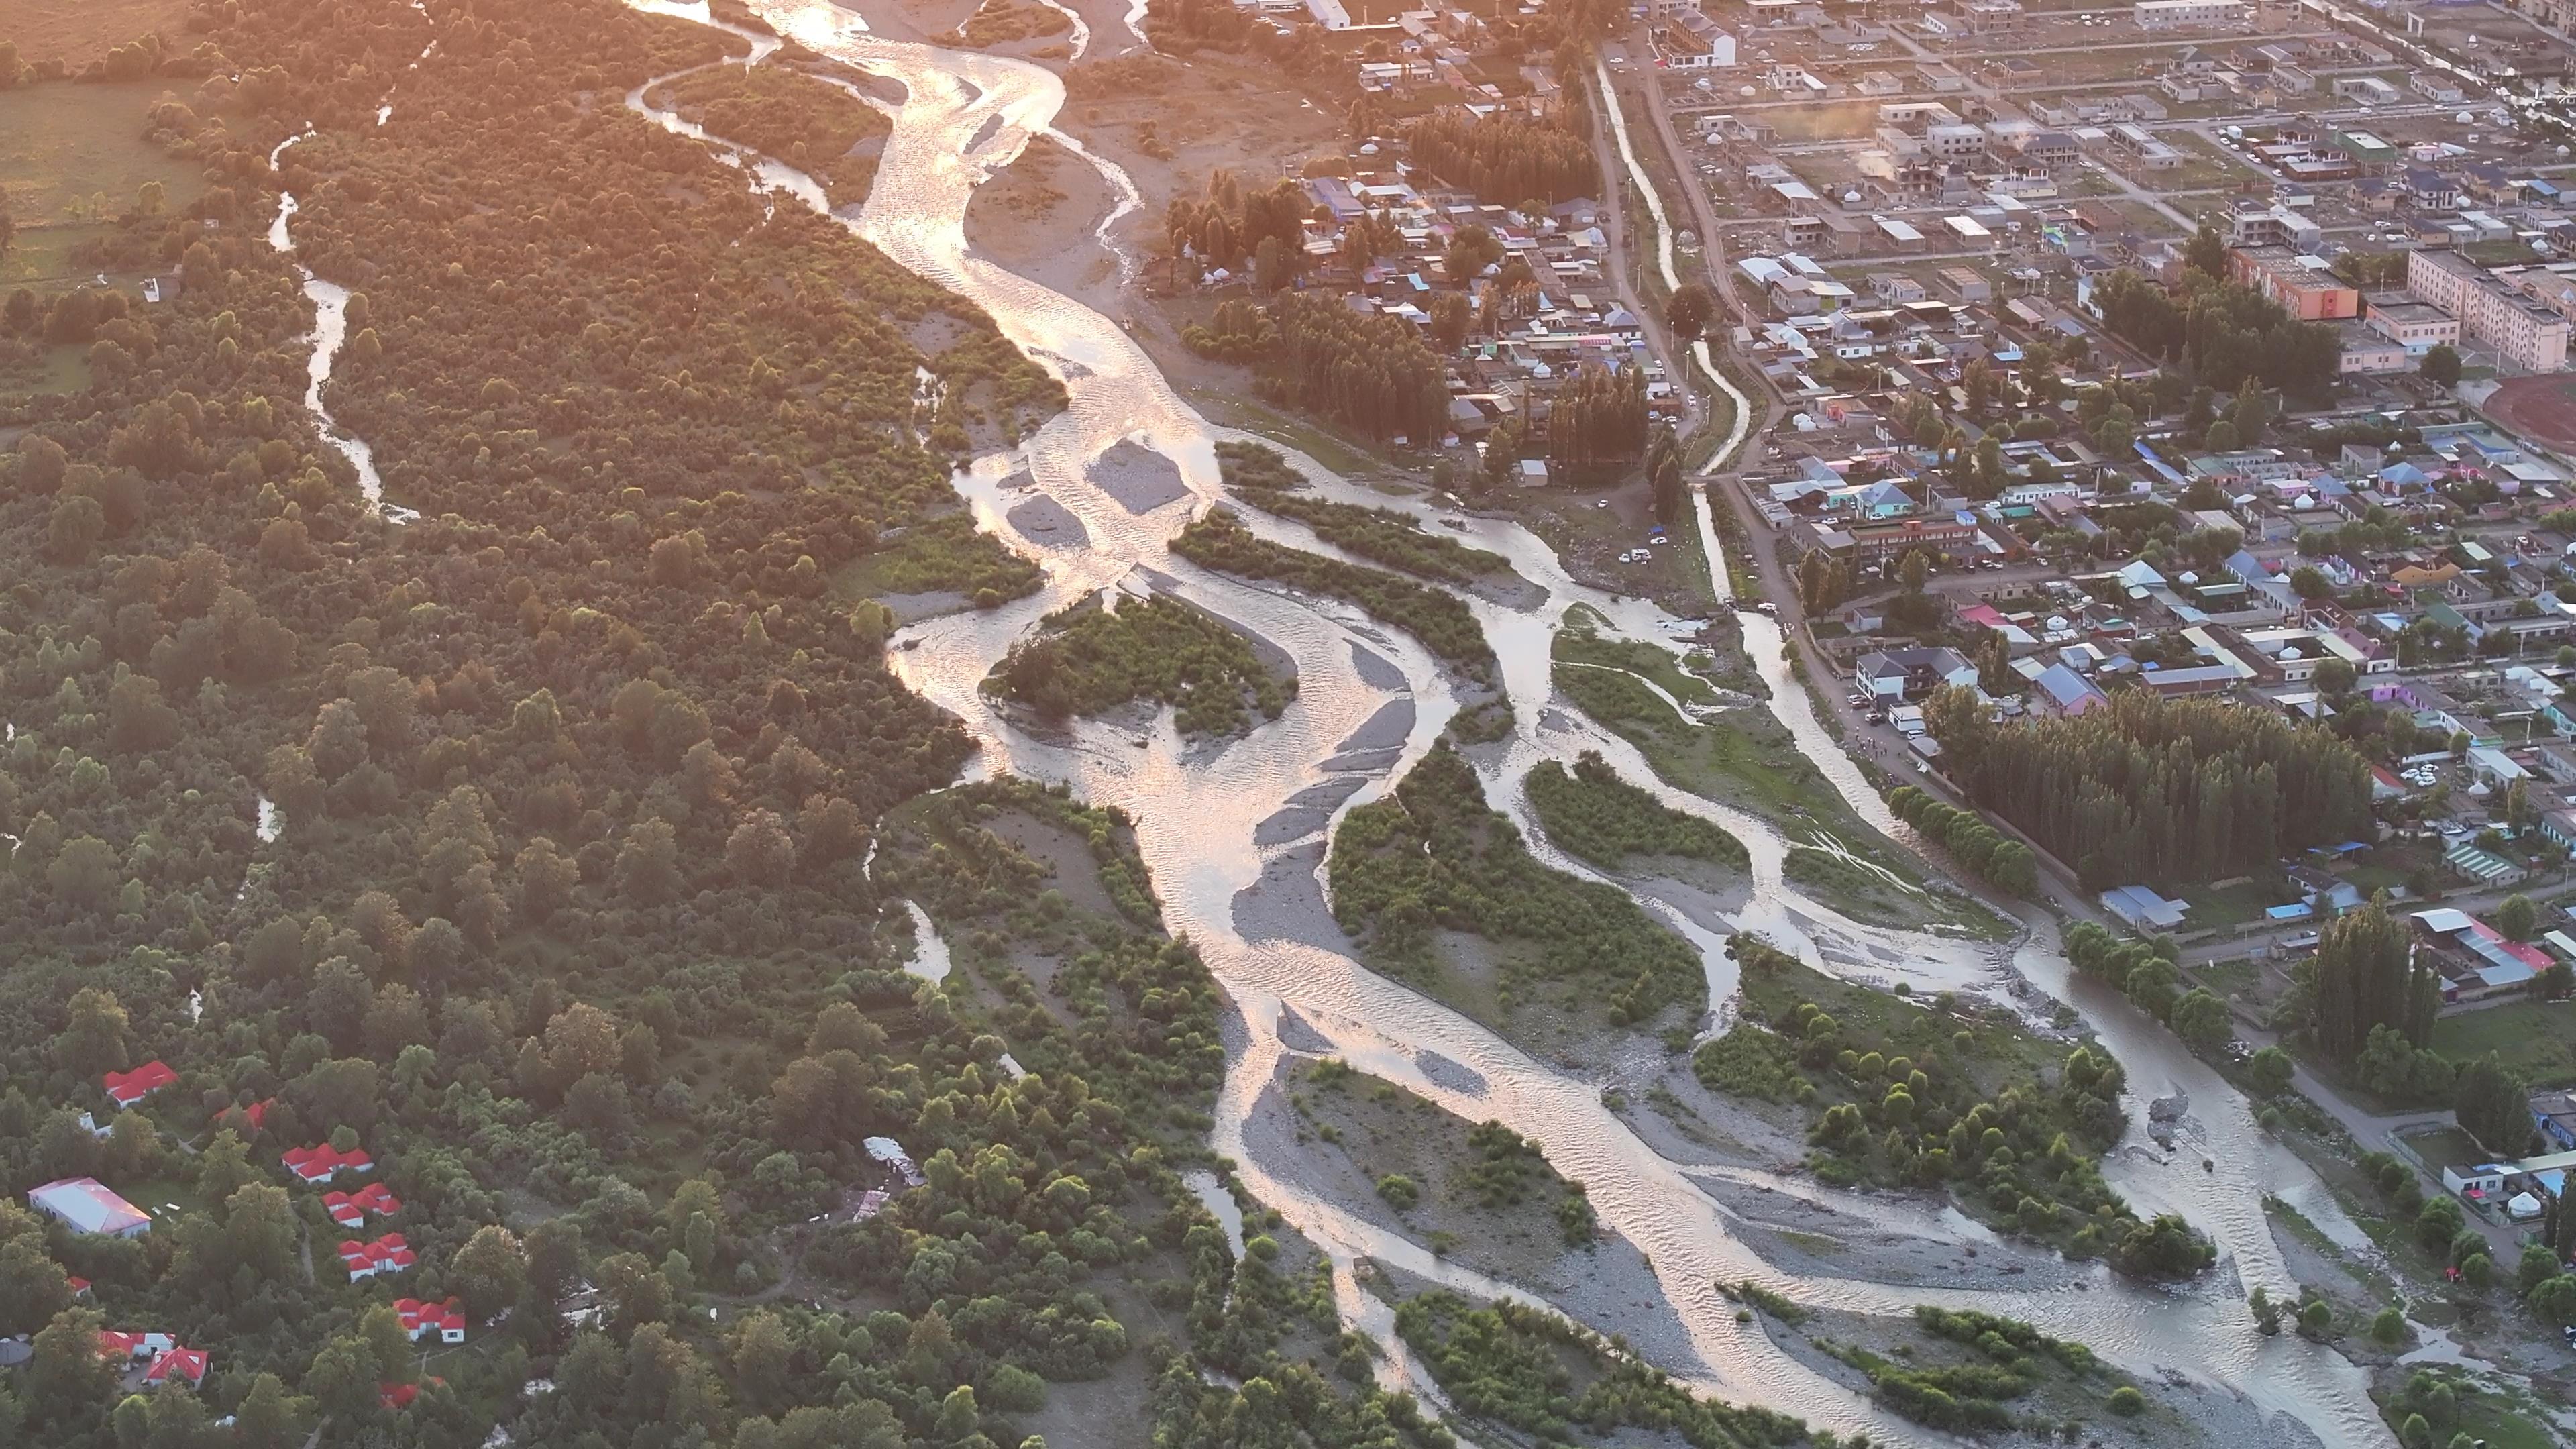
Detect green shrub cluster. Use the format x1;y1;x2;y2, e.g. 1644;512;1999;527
983;593;1293;737
1395;1292;1806;1448
1328;744;1705;1028
1525;751;1748;871
1698;938;2212;1279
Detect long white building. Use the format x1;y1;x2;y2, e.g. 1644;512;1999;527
2408;249;2571;374
2134;0;2247;28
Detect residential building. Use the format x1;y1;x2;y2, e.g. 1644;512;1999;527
2228;247;2359;320
2339;320;2411;374
2134;0;2247;28
282;1142;376;1183
2031;662;2110;716
103;1061;177;1108
28;1177;152;1237
2332;76;2401;107
2406;248;2572;372
2365;299;2461;354
1853;646;1980;701
2227;204;2322;252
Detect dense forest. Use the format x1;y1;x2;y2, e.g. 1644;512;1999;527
1213;441;1509;584
0;0;1458;1444
1328;743;1706;1031
981;591;1293;737
1397;111;1597;206
1183;293;1449;443
1925;688;2375;889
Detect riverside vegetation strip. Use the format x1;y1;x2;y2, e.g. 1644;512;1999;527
0;0;1477;1442
982;592;1295;738
1697;939;2216;1281
1214;441;1514;586
1169;509;1498;684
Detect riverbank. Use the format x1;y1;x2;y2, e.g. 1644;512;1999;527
962;131;1120;311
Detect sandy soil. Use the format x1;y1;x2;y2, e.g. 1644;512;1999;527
962;132;1121;306
1087;438;1191;513
983;808;1126;920
1006;494;1088;545
1248;1058;1710;1375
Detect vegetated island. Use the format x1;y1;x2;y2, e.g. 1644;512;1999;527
1694;938;2214;1281
1553;616;2004;937
1328;741;1707;1061
1725;1296;2264;1447
982;589;1296;738
1214;441;1527;593
1252;1056;1607;1292
1393;1287;1808;1449
1170;508;1498;686
643;60;893;209
1525;749;1748;875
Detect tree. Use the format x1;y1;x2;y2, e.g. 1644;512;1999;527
2169;989;2230;1054
1664;281;1716;342
28;1307;113;1419
2202;419;2241;452
2313;655;2357;698
2185;222;2227;279
231;1373;308;1449
47;835;121;909
450;1224;527;1318
2247;1045;2296;1097
2496;894;2538;943
2453;1053;2530;1157
2421;344;2463;387
59;987;130;1074
2314;895;2437;1067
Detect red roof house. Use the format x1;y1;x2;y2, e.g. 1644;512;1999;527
66;1275;91;1298
321;1182;401;1228
213;1099;272;1134
379;1382;421;1410
103;1062;178;1108
142;1346;209;1388
393;1297;467;1344
338;1234;415;1281
99;1330;174;1362
281;1143;374;1183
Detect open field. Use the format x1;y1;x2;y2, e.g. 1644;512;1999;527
0;0;193;67
2428;999;2576;1087
0;80;206;292
2483;374;2576;455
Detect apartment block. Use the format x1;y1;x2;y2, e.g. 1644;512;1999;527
2134;0;2247;28
2364;299;2462;354
2228;246;2359;320
2406;249;2571;372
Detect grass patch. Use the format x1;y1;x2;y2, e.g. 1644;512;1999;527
0;0;192;68
1783;846;1926;932
1329;741;1705;1030
983;592;1293;737
1172;508;1495;684
2174;879;2277;931
647;63;892;207
1216;441;1513;584
2394;1123;2485;1173
834;511;1044;604
1524;751;1748;872
2428;999;2576;1087
0;81;207;292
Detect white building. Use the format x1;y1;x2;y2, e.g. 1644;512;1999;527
28;1177;151;1237
2134;0;2247;28
2408;248;2571;372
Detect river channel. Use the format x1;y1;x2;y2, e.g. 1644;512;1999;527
606;3;2401;1442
